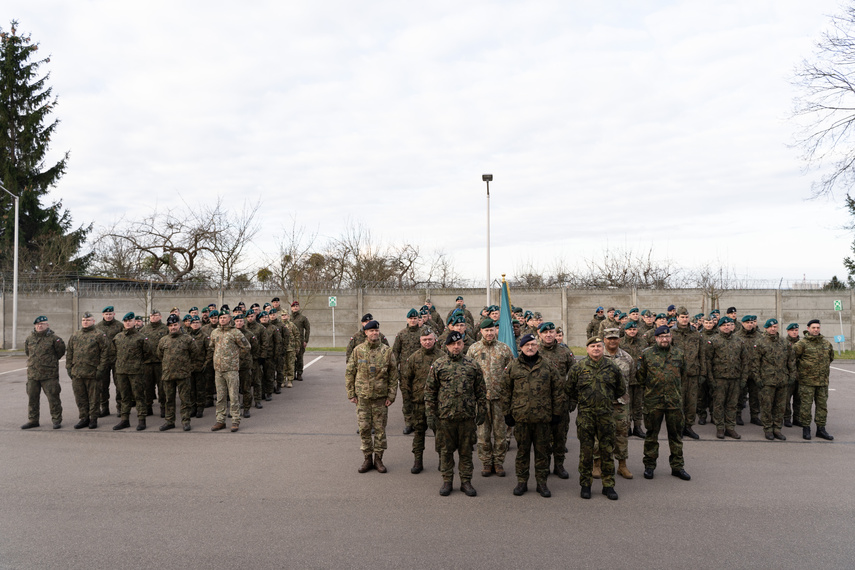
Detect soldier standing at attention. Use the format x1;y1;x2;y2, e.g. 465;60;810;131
401;327;444;474
619;322;646;438
246;310;267;408
425;331;486;497
696;313;719;425
536;322;575;480
502;334;563;498
446;296;475;330
467;318;513;478
784;323;801;427
188;316;209;418
345;313;389;363
22;316;66;430
393;308;424;435
639;326;691;482
290;301;310;381
157;314;200;431
424;299;445;334
736;315;761;427
95;306;122;418
208;312;251;432
567;336;621;500
705;317;749;439
111;312;149;431
234;314;259;419
66;312;109;429
141;309;169;417
598;328;633;480
280;309;300;388
755;319;795;441
794;319;835;441
346;320;398;474
670;307;703;440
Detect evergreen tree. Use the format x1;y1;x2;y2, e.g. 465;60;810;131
0;20;90;278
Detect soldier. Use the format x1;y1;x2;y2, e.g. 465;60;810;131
66;312;109;429
269;308;289;393
794;319;835;440
467;318;513;478
280;308;300;388
393;308;424;435
182;314;192;333
501;334;562;498
207;312;251;432
726;307;742;331
187;316;209;418
567;336;622;500
445;296;474;329
696;313;719;425
755;319;795;440
141;309;169;417
134;315;144;330
598;328;633;480
424;298;445;334
157;314;200;431
666;304;677;320
784;323;801;427
441;315;474;354
234;313;259;419
201;310;218;407
586;308;605;340
345;313;389;363
111;312;149;431
22;316;66;430
345;320;398;473
619;321;646;438
536;322;575;480
642;313;668;347
670;307;703;440
246;310;268;408
259;311;281;399
401;327;444;473
639;326;691;482
290;300;311;381
736;315;761;427
94;305;122;418
627;307;640;328
597;308;620;337
705;316;749;439
426;331;487;497
638;310;655;336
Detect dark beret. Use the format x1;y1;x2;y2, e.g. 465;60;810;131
654;325;671;336
34;315;48;324
446;331;464;345
166;315;180;325
361;313;373;322
538;322;555;332
407;308;419;318
363;320;379;331
519;334;536;347
807;319;820;327
102;306;114;313
480;318;497;329
786;323;798;331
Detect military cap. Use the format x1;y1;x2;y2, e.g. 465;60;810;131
102;306;114;313
519;334;536;347
533;311;543;320
363;320;379;331
481;318;497;329
667;304;676;311
207;303;217;309
201;307;210;314
233;313;245;321
606;307;616;312
291;301;300;307
447;331;464;345
596;306;604;312
694;313;705;320
220;305;230;312
807;319;820;327
166;314;180;325
237;301;246;308
134;315;143;322
786;323;799;330
250;303;260;309
741;315;753;323
654;325;671;336
189;307;198;312
269;308;278;314
450;315;466;326
489;305;500;312
150;308;161;315
259;311;269;317
263;303;271;308
623;321;637;330
718;316;734;326
406;308;419;318
170;306;180;313
586;336;603;346
556;327;564;334
512;318;520;325
538;321;555;332
523;310;533;320
726;306;737;314
425;298;432;303
655;313;667;320
209;310;220;317
711;309;721;315
33;315;48;324
677;306;689;316
420;326;435;337
764;318;778;328
641;309;652;317
617;312;627;320
191;315;201;322
455;296;464;301
512;306;523;314
271;297;280;302
361;313;373;322
183;314;192;321
604;327;620;339
667;318;676;324
420;305;430;314
232;307;242;314
629;307;639;314
82;311;94;319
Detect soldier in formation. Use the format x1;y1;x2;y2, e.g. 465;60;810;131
22;316;65;430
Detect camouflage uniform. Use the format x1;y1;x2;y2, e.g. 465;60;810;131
537;340;576;472
597;317;620;339
429;307;445;334
346;328;389;363
755;331;795;434
785;333;801;424
619;334;645;429
736;327;762;422
445;306;475;329
670;324;703;427
94;317;123;413
598;347;633;462
141;320;169;411
282;318;300;383
261;321;281;397
401;345;444;463
248;319;269;403
188;327;210;412
291;309;310;380
24;328;66;425
586;315;605;339
639;344;686;471
112;327;149;421
704;330;749;430
426;352;486;484
793;333;834;428
439;329;474;355
567;356;621;488
66;325;110;423
158;331;200;425
237;326;259;411
697;327;719;422
502;353;564;486
467;338;514;470
345;339;398;457
208;321;251;426
200;321;218;403
393;324;424;429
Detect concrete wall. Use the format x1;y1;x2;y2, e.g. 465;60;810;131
3;287;853;350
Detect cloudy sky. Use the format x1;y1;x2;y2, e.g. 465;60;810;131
7;0;853;286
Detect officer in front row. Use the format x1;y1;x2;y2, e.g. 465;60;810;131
22;316;66;429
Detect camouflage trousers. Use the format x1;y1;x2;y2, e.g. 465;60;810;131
357;397;388;454
295;345;305;378
697;377;713;422
115;373;146;420
191;370;207;409
162;377;192;424
253;362;263;403
261;359;276;397
628;384;644;427
785;380;801;422
594;402;628;462
739;376;760;419
549;410;571;466
205;366;216;401
410;402;428;460
513;421;551;484
477;399;508;468
97;362;117;410
682;375;699;426
26;377;62;424
437;417;477;483
643;408;684;470
712;377;740;430
144;362;164;408
577;411;615;488
214;370;241;425
759;383;787;432
239;367;253;410
282;350;296;382
71;376;100;421
799;385;829;428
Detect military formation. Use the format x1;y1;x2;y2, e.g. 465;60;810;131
22;299;310;433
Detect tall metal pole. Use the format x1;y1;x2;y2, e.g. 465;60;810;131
485;177;491;308
0;183;18;350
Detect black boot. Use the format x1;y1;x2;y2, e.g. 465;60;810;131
113;419;131;431
88;418;98;429
580;486;591;499
802;426;811;440
136;418;147;431
735;412;744;426
21;421;39;429
74;418;89;429
602;487;618;500
460;481;477;497
439;481;453;496
816;426;834;440
513;482;528;496
535;482;551;498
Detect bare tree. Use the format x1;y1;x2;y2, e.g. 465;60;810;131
89;233;149;279
421;250;462;288
269;216;319;291
205;197;261;287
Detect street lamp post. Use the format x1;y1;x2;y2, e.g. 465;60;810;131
0;182;19;350
482;174;492;308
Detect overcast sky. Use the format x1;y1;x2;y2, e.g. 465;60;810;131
7;0;853;286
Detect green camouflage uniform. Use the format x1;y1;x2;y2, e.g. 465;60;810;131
261;322;281;396
95;318;123;412
567;356;621;488
785;334;801;423
345;339;398;457
755;331;795;434
537;340;576;470
66;325;110;422
112;327;149;421
238;326;259;411
208;322;251;425
401;345;444;462
793;333;834;428
24;328;66;425
502;353;564;485
619;334;645;428
639;344;686;470
445;306;475;329
467;338;514;470
704;330;749;430
393;324;424;429
671;324;704;427
141;320;169;410
736;327;762;421
439;329;474;355
248;320;269;402
429;307;445;334
346;328;389;363
282;319;300;382
586;315;605;339
188;327;210;411
426;352;486;483
291;309;310;379
598;347;633;462
597;317;620;338
697;327;719;422
157;331;200;425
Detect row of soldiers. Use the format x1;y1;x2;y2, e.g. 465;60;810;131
21;299;312;432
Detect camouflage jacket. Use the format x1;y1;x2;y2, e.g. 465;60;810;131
113;327;148;375
704;330;748;382
597;317;621;338
755;331;795;387
586;315;605;339
392;325;423;371
208;323;251;372
736;327;761;380
188;328;210;372
538;340;576;413
603;347;633;403
273;320;291;356
345;340;398;401
567;356;621;415
619;335;644;384
95;318;123;362
281;319;300;354
66;325;109;379
793;333;834;387
401;346;444;404
439;330;475;355
141;321;169;364
466;338;514;400
429;308;445;334
249;321;271;359
639;344;686;410
346;328;389;362
158;332;200;380
671;324;704;377
25;328;66;381
445;306;475;329
237;327;259;370
291;310;310;345
262;322;282;359
425;352;486;421
786;334;799;382
501;353;564;423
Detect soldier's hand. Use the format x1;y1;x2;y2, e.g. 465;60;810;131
550;414;561;425
476;410;486;425
349;397;358;404
504;414;515;428
384;399;392;407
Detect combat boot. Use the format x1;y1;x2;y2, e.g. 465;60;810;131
716;428;725;439
374;454;387;473
792;417;802;427
230;423;239;432
99;406;110;418
697;415;707;426
802;426;811;440
724;428;741;439
735;412;744;426
602;487;618;500
183;422;191;431
671;468;691;481
286;380;293;388
535;482;551;498
592;459;602;479
358;454;374;473
494;465;506;477
411;458;424;474
513;482;528;496
439;481;453;496
20;421;39;429
750;416;762;426
403;425;414;435
580;486;592;499
553;462;570;479
632;425;647;438
254;400;263;409
643;467;655;479
765;432;774;440
211;422;226;431
773;430;786;441
683;426;699;440
618;460;633;479
784;418;792;427
273;385;281;394
242;409;250;418
74;418;89;429
159;422;175;431
481;465;492;477
88;419;98;429
113;419;131;431
196;407;204;418
460;481;477;497
146;405;154;416
52;422;62;429
136;418;146;431
816;427;834;440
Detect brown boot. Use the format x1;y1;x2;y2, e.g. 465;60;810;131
358;454;374;473
411;458;424;474
618;459;633;479
374;453;387;473
725;428;741;439
716;427;725;439
494;464;506;477
592;459;602;479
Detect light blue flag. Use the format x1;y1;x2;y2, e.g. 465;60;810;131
498;278;518;357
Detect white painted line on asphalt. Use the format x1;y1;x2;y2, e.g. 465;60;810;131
831;366;855;374
0;367;26;376
304;355;324;369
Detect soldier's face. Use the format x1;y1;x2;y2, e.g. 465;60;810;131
512;322;520;335
456;299;464;307
103;311;115;322
703;319;715;330
520;341;538;357
191;321;201;330
190;310;198;317
489;311;499;321
607;310;614;318
123;320;134;330
539;329;555;344
720;322;735;334
767;323;779;335
421;315;430;325
656;333;671;347
629;312;638;320
35;322;49;333
272;301;280;309
586;342;603;360
219;315;231;326
556;331;564;342
81;317;95;328
135;319;143;329
407;317;419;327
247;314;256;323
291;304;299;313
366;328;381;342
452;323;466;333
150;314;161;323
643;315;654;324
604;337;620;351
448;339;465;355
482;327;498;341
743;321;755;331
808;323;821;335
168;323;181;334
788;328;799;338
677;314;689;326
235;319;245;329
420;334;436;349
260;316;269;324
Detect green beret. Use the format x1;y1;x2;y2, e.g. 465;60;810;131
786;323;798;331
189;307;198;312
480;318;497;329
450;315;466;326
741;315;752;323
694;313;704;320
182;314;192;321
420;326;435;337
618;312;627;319
764;318;778;328
122;312;135;322
718;316;734;326
629;307;639;314
655;313;667;320
201;308;209;314
209;310;220;317
538;321;555;332
259;311;269;317
102;306;114;313
512;318;520;325
623;321;637;330
33;315;48;324
677;306;689;316
641;310;653;317
407;308;419;318
82;311;93;319
191;316;201;322
456;296;464;301
489;305;500;312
